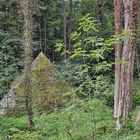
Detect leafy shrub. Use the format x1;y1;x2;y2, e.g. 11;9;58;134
8;128;42;140
0;117;27;138
132;79;140;108
1;99;140;140
55;14;113;101
34;99;113;139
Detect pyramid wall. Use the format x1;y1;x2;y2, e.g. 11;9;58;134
0;52;71;116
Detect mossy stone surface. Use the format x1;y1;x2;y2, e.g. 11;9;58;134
12;52;71;114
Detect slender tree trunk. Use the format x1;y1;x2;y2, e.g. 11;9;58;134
44;12;47;55
95;0;107;23
117;0;138;129
64;0;67;60
114;0;122;118
39;22;43;52
21;0;34;130
67;0;72;51
136;107;140;122
136;48;140;78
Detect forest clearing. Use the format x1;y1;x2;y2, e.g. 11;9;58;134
0;0;140;139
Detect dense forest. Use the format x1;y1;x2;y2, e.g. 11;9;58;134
0;0;140;139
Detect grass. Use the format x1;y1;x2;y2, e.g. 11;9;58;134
0;80;140;140
0;98;140;140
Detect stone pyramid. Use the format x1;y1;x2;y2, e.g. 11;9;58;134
0;52;71;115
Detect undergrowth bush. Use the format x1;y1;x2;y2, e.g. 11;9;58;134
1;98;140;140
8;128;42;140
55;14;114;105
0;99;114;140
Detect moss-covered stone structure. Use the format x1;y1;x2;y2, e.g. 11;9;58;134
0;52;71;116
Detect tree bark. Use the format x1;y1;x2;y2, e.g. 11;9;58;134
135;48;140;78
64;0;67;60
95;0;107;23
114;0;122;118
67;0;72;51
44;11;47;55
136;107;140;122
117;0;138;129
22;0;34;130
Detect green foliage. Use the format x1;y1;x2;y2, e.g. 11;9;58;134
56;14;113;100
74;0;114;38
1;0;140;139
0;44;24;99
56;99;112;139
8;128;42;140
0;0;24;99
1;99;140;140
0;117;27;138
0;99;114;140
132;79;140;108
37;0;64;57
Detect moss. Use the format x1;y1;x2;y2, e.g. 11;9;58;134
15;86;24;95
12;52;72;114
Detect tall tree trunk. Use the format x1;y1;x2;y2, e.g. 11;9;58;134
117;0;138;129
22;0;34;130
135;48;140;78
95;0;107;23
64;0;67;60
44;12;47;55
67;0;72;51
114;0;122;118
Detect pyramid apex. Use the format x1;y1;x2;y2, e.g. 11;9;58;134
34;51;49;61
37;51;46;57
31;51;51;70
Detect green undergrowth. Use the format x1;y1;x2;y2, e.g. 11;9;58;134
1;98;140;140
133;79;140;108
0;80;140;140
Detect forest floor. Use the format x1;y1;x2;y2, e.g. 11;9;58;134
0;80;140;140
